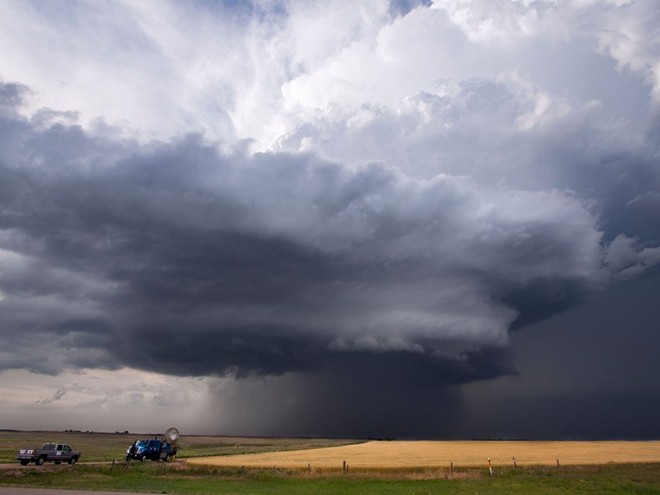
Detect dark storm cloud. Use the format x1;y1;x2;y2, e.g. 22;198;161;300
455;266;660;440
0;79;657;395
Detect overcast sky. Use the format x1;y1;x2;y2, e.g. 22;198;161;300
1;0;659;439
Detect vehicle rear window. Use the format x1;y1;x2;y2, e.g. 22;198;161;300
42;443;56;450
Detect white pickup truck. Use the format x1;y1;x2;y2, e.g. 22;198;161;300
16;442;81;465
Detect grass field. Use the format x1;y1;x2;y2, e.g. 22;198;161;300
1;431;660;494
1;460;660;494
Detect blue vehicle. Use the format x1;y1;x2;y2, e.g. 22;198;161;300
125;438;177;462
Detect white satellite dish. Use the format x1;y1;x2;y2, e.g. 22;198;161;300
165;427;180;443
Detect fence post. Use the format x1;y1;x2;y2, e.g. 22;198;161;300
488;458;493;477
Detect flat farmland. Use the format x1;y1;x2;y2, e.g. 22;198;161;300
1;433;660;494
189;440;660;469
0;430;360;463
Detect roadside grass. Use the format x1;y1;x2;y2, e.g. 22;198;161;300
1;461;660;494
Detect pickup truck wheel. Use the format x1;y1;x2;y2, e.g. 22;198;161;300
68;456;78;465
19;460;30;466
35;456;46;466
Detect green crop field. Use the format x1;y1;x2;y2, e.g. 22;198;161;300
1;431;660;494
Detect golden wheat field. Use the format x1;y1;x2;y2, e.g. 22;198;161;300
188;440;660;469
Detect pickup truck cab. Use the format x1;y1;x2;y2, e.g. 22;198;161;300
17;443;81;465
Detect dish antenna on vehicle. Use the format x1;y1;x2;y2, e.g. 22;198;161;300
164;427;180;444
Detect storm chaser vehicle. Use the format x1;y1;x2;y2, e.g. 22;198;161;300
125;438;177;461
126;428;179;462
17;443;81;465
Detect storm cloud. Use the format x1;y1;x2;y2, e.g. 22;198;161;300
0;84;605;377
1;0;659;438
